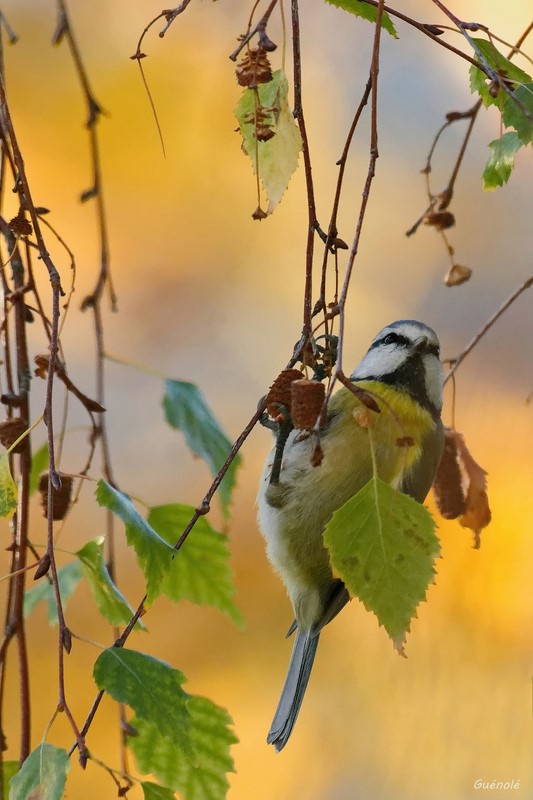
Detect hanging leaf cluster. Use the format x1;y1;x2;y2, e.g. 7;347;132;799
469;38;533;188
13;366;243;799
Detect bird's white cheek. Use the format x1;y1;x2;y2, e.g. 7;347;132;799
352;345;402;379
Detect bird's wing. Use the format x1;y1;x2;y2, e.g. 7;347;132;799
310;579;350;636
400;418;444;503
285;579;350;639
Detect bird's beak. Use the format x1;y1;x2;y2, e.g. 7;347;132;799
412;335;429;354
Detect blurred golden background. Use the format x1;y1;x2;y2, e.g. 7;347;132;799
2;1;533;798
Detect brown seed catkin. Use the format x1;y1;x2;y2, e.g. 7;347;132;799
265;369;303;416
39;473;74;521
291;379;326;430
235;48;273;88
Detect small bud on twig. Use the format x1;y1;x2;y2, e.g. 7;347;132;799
34;552;51;580
311;441;324;467
62;627;72;654
121;719;138;737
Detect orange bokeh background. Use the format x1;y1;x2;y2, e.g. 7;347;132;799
1;1;533;799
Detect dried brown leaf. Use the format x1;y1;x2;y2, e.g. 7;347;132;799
444;263;472;287
434;428;491;547
433;428;466;519
34;354;49;380
424;210;455;231
0;417;28;453
9;208;32;237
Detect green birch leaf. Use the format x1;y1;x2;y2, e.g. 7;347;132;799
3;761;18;798
502;82;533;144
29;442;49;494
129;696;238;800
324;477;439;653
148;504;243;627
324;0;397;38
76;537;145;629
141;783;176;800
0;454;17;520
95;480;175;605
469;38;531;108
23;561;83;625
472;38;531;84
162;381;240;519
482;131;523;190
235;69;302;214
93;648;191;749
8;743;69;800
469;61;497;108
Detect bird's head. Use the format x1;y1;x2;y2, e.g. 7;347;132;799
351;320;443;417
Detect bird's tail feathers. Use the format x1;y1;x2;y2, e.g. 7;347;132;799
267;629;319;751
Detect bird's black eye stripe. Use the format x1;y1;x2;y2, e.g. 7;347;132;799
372;332;410;348
369;330;440;356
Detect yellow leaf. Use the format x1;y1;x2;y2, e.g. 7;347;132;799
235;70;302;215
0;453;17;519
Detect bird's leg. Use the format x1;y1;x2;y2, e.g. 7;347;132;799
259;410;278;432
269;403;293;486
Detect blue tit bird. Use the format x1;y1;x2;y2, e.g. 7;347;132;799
257;320;444;751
